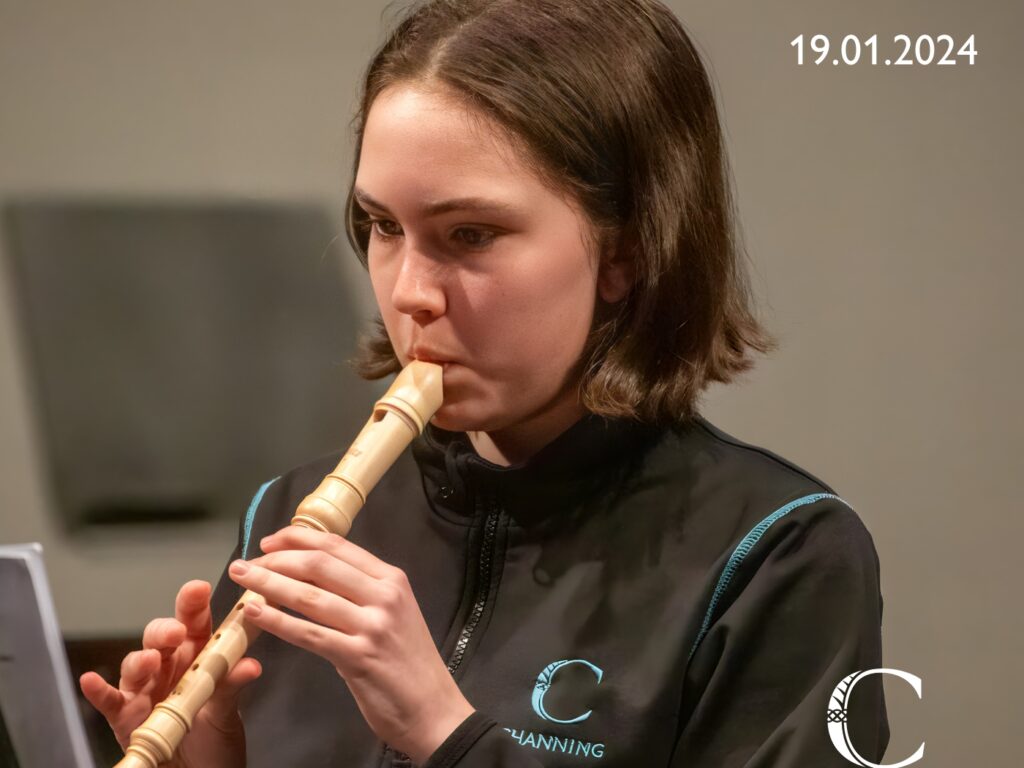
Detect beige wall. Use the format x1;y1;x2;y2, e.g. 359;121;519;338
0;2;1018;765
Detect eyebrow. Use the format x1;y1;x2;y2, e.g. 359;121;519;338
353;187;524;218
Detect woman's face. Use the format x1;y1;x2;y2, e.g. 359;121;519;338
354;85;625;438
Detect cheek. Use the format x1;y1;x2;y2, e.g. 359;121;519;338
463;252;597;374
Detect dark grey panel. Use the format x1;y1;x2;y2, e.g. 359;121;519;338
4;200;371;527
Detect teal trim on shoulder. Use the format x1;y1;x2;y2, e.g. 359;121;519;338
242;477;280;560
687;492;851;662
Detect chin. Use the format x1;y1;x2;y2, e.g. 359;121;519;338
429;406;483;434
428;398;507;434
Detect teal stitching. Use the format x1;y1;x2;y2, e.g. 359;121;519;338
242;477;279;560
687;492;851;661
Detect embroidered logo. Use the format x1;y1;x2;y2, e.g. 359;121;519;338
501;658;608;759
531;658;604;724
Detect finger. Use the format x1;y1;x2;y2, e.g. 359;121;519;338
241;601;361;670
228;560;360;633
243;549;379;606
141;617;186;654
222;656;263;691
174;580;213;641
259;527;392;580
80;671;125;719
202;657;263;724
119;649;161;694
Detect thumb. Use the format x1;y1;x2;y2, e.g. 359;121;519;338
202;657;262;723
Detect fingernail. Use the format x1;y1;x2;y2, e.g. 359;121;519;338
229;560;249;576
244;601;263;617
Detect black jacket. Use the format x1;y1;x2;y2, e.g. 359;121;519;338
211;412;889;767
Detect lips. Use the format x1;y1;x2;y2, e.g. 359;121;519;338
408;346;455;365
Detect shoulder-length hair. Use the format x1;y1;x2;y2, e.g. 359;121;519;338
344;0;777;425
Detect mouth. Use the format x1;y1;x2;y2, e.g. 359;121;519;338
407;348;455;368
414;358;452;371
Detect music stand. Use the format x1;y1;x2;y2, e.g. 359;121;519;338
0;543;95;767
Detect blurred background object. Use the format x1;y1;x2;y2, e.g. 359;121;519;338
4;200;365;528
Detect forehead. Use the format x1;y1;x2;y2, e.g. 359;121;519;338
356;85;545;204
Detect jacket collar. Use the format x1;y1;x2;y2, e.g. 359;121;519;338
411;411;662;526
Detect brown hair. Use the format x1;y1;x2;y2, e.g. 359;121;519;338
344;0;777;425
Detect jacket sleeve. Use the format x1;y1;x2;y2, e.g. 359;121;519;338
421;711;545;768
669;497;890;767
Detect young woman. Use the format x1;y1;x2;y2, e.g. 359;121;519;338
81;1;889;766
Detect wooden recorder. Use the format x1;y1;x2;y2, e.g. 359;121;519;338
114;361;444;768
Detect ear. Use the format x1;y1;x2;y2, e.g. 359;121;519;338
596;243;635;304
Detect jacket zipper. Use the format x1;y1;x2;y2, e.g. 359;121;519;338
446;495;500;675
382;497;500;764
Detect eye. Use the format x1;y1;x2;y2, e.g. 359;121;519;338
452;227;496;249
366;218;402;241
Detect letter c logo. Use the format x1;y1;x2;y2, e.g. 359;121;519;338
828;668;924;768
531;659;604;724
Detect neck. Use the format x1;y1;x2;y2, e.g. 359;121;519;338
466;394;587;467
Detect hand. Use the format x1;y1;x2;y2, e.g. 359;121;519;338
79;580;262;768
228;527;475;764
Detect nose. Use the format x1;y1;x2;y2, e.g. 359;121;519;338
390;244;447;322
